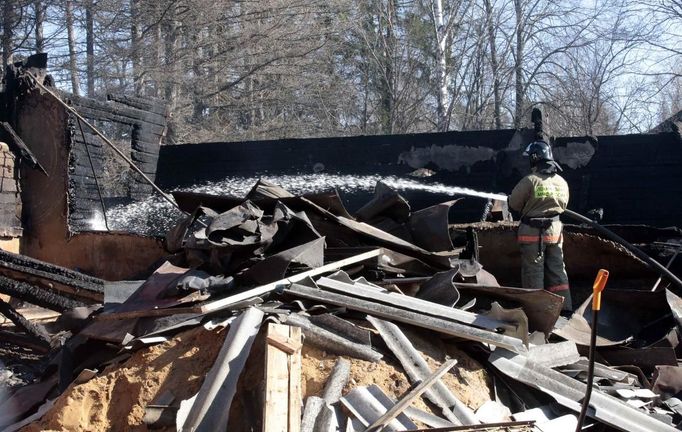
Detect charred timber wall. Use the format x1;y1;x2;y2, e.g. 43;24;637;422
63;91;167;228
16;92;166;280
156;130;682;228
157;129;534;223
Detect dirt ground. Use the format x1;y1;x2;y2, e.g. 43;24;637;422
301;326;492;414
21;326;226;432
19;321;493;431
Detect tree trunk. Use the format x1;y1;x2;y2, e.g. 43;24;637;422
86;0;95;96
2;0;15;66
130;0;142;95
164;10;179;142
379;0;397;134
65;0;81;95
484;0;501;129
191;27;205;123
152;2;163;98
433;0;449;132
34;1;45;53
513;0;524;128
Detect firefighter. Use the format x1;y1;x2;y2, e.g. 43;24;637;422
508;140;572;311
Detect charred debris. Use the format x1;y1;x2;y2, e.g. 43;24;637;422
0;54;681;432
0;178;678;432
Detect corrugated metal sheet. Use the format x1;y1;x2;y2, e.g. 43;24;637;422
489;349;678;432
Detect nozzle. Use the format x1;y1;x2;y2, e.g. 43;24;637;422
592;269;609;311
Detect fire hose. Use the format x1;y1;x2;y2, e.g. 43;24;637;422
575;269;609;431
561;209;682;292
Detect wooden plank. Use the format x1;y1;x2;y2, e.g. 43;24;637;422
107;93;168;116
0;121;47;174
0;308;60;325
264;323;291;432
267;333;302;355
93;306;202;321
62;90;168;126
289;326;302;432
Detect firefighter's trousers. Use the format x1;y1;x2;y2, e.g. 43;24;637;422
519;241;572;311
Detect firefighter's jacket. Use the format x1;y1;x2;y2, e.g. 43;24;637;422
508;169;569;244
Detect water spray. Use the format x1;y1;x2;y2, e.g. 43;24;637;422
378;178;508;201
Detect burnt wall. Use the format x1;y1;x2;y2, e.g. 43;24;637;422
555;133;682;226
16;91;166;280
157;129;534;222
63;91;166;228
156;130;682;228
0;143;21;238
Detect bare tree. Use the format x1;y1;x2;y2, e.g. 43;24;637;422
65;0;81;95
86;0;95;96
2;0;17;65
0;0;675;139
483;0;504;129
34;1;44;53
431;0;449;131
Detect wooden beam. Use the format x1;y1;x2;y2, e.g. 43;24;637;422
267;332;302;355
288;326;302;432
0;121;47;174
263;324;303;432
93;306;202;321
264;323;291;432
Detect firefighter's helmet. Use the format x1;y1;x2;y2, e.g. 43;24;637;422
523;141;554;165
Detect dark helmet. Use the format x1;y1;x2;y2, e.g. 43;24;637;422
523;141;553;163
523;140;562;171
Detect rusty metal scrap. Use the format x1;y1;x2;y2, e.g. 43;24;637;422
238;237;325;285
453;283;563;335
355;181;411;223
554;288;675;347
408;200;461;252
200;248;383;314
416;268;462;306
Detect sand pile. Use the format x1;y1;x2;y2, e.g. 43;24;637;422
20;321;493;432
22;327;225;432
301;328;492;416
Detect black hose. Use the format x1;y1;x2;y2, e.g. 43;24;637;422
562;209;682;292
575;307;599;431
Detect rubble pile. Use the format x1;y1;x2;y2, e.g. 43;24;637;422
0;180;681;432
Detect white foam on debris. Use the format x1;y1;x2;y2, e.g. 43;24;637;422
101;174;506;235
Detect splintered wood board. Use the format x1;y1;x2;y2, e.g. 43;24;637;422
288;326;302;432
264;323;302;432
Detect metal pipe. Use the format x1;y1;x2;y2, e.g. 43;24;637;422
562;209;682;292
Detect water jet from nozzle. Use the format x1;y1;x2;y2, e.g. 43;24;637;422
379;178;508;201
